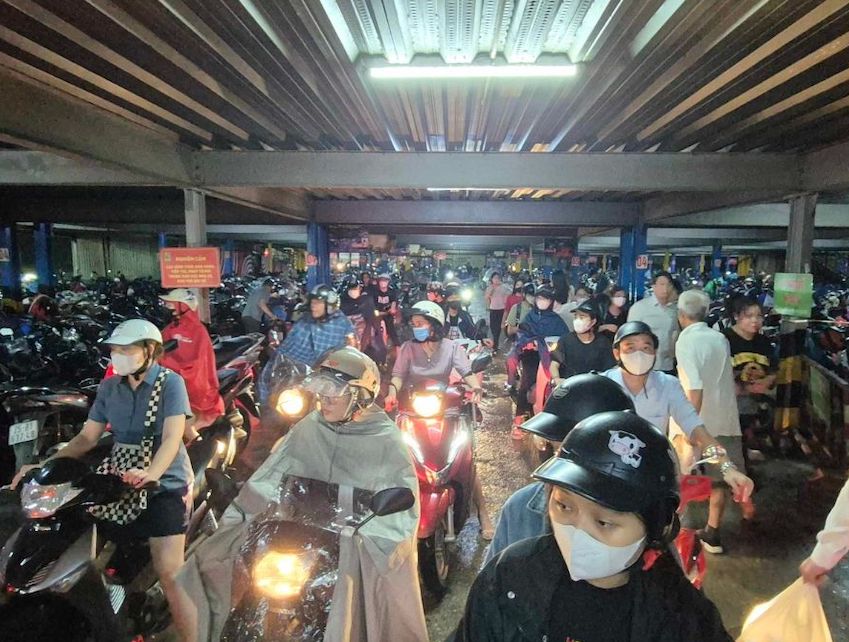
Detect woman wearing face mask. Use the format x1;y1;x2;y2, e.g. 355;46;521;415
159;289;225;444
549;297;615;385
603;322;755;503
556;285;591;332
13;319;198;642
456;411;732;642
599;285;630;339
509;287;568;434
384;301;494;539
339;276;380;362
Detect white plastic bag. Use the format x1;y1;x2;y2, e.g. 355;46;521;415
738;578;832;642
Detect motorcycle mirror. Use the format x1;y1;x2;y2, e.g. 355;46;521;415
205;467;239;513
163;339;179;353
470;353;492;373
369;487;415;517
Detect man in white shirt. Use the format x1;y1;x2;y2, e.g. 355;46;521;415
602;321;754;506
627;271;678;372
675;289;750;554
800;477;849;586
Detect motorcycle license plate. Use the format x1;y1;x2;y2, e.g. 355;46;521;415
8;419;38;446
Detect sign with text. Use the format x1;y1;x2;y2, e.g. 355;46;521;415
636;254;650;270
774;273;813;317
160;247;221;288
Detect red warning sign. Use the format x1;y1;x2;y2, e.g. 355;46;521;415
160;247;221;288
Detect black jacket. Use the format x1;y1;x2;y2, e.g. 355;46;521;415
446;308;477;339
454;535;732;642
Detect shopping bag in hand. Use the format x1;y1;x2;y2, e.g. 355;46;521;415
738;578;832;642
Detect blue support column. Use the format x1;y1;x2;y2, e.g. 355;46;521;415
633;222;648;300
0;224;21;297
711;242;722;279
34;222;54;288
222;239;235;276
158;232;168;249
307;222;330;291
619;227;635;301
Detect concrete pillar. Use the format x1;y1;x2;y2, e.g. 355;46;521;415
307;221;330;291
223;239;235;276
34;222;54;288
633;222;648;300
0;224;21;297
183;188;211;323
619;227;635;301
786;193;817;273
711;242;723;279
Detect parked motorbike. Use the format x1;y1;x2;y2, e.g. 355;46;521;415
395;351;491;597
218;477;414;641
0;447;232;642
213;332;264;458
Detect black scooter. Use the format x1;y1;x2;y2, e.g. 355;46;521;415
0;453;230;642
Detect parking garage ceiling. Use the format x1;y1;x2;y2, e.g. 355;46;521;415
1;0;849;237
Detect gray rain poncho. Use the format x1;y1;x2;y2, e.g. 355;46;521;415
180;405;427;641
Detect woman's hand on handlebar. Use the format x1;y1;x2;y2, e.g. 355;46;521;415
384;391;398;412
122;468;160;489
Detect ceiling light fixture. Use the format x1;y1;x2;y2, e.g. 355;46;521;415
369;64;578;80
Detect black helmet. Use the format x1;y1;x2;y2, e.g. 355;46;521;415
523;283;536;296
308;284;340;311
521;374;635;442
533;411;680;548
613;321;659;349
427;281;444;294
574;296;605;321
536;285;555;300
340;275;363;292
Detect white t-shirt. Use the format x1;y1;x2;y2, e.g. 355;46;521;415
627;295;678;371
674;322;741;438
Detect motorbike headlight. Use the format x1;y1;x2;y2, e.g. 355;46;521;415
21;481;82;519
276;389;305;416
254;551;313;601
461;288;472;303
411;393;442;418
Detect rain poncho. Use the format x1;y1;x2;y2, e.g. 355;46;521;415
160;307;224;419
180;405;427;642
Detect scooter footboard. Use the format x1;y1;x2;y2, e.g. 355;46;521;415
417;487;455;539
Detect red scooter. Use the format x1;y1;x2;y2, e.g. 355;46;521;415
396;352;491;597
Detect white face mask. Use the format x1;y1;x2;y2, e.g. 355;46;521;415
612;296;627;308
552;522;646;582
620;350;655;375
573;318;593;334
111;351;145;377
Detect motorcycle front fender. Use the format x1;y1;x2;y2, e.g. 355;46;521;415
417;487;454;539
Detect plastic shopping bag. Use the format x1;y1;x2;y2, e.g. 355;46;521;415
737;578;832;642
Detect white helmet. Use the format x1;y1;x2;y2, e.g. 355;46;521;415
409;301;445;328
159;288;198;311
102;319;163;346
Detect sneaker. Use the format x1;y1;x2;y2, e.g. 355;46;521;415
697;528;724;555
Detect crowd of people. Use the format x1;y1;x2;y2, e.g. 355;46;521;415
6;262;849;642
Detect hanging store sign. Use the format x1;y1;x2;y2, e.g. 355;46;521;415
636;254;650;270
306;254;318;267
774;273;813;317
0;248;9;262
160;247;221;288
571;256;581;268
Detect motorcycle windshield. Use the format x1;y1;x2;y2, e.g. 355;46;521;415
258;352;311;404
226;476;373;642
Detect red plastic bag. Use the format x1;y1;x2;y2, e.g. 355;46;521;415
738;579;832;642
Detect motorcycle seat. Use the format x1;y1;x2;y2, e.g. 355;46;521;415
217;368;240;390
214;336;256;369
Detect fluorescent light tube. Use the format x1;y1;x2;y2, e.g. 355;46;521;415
369;64;578;80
